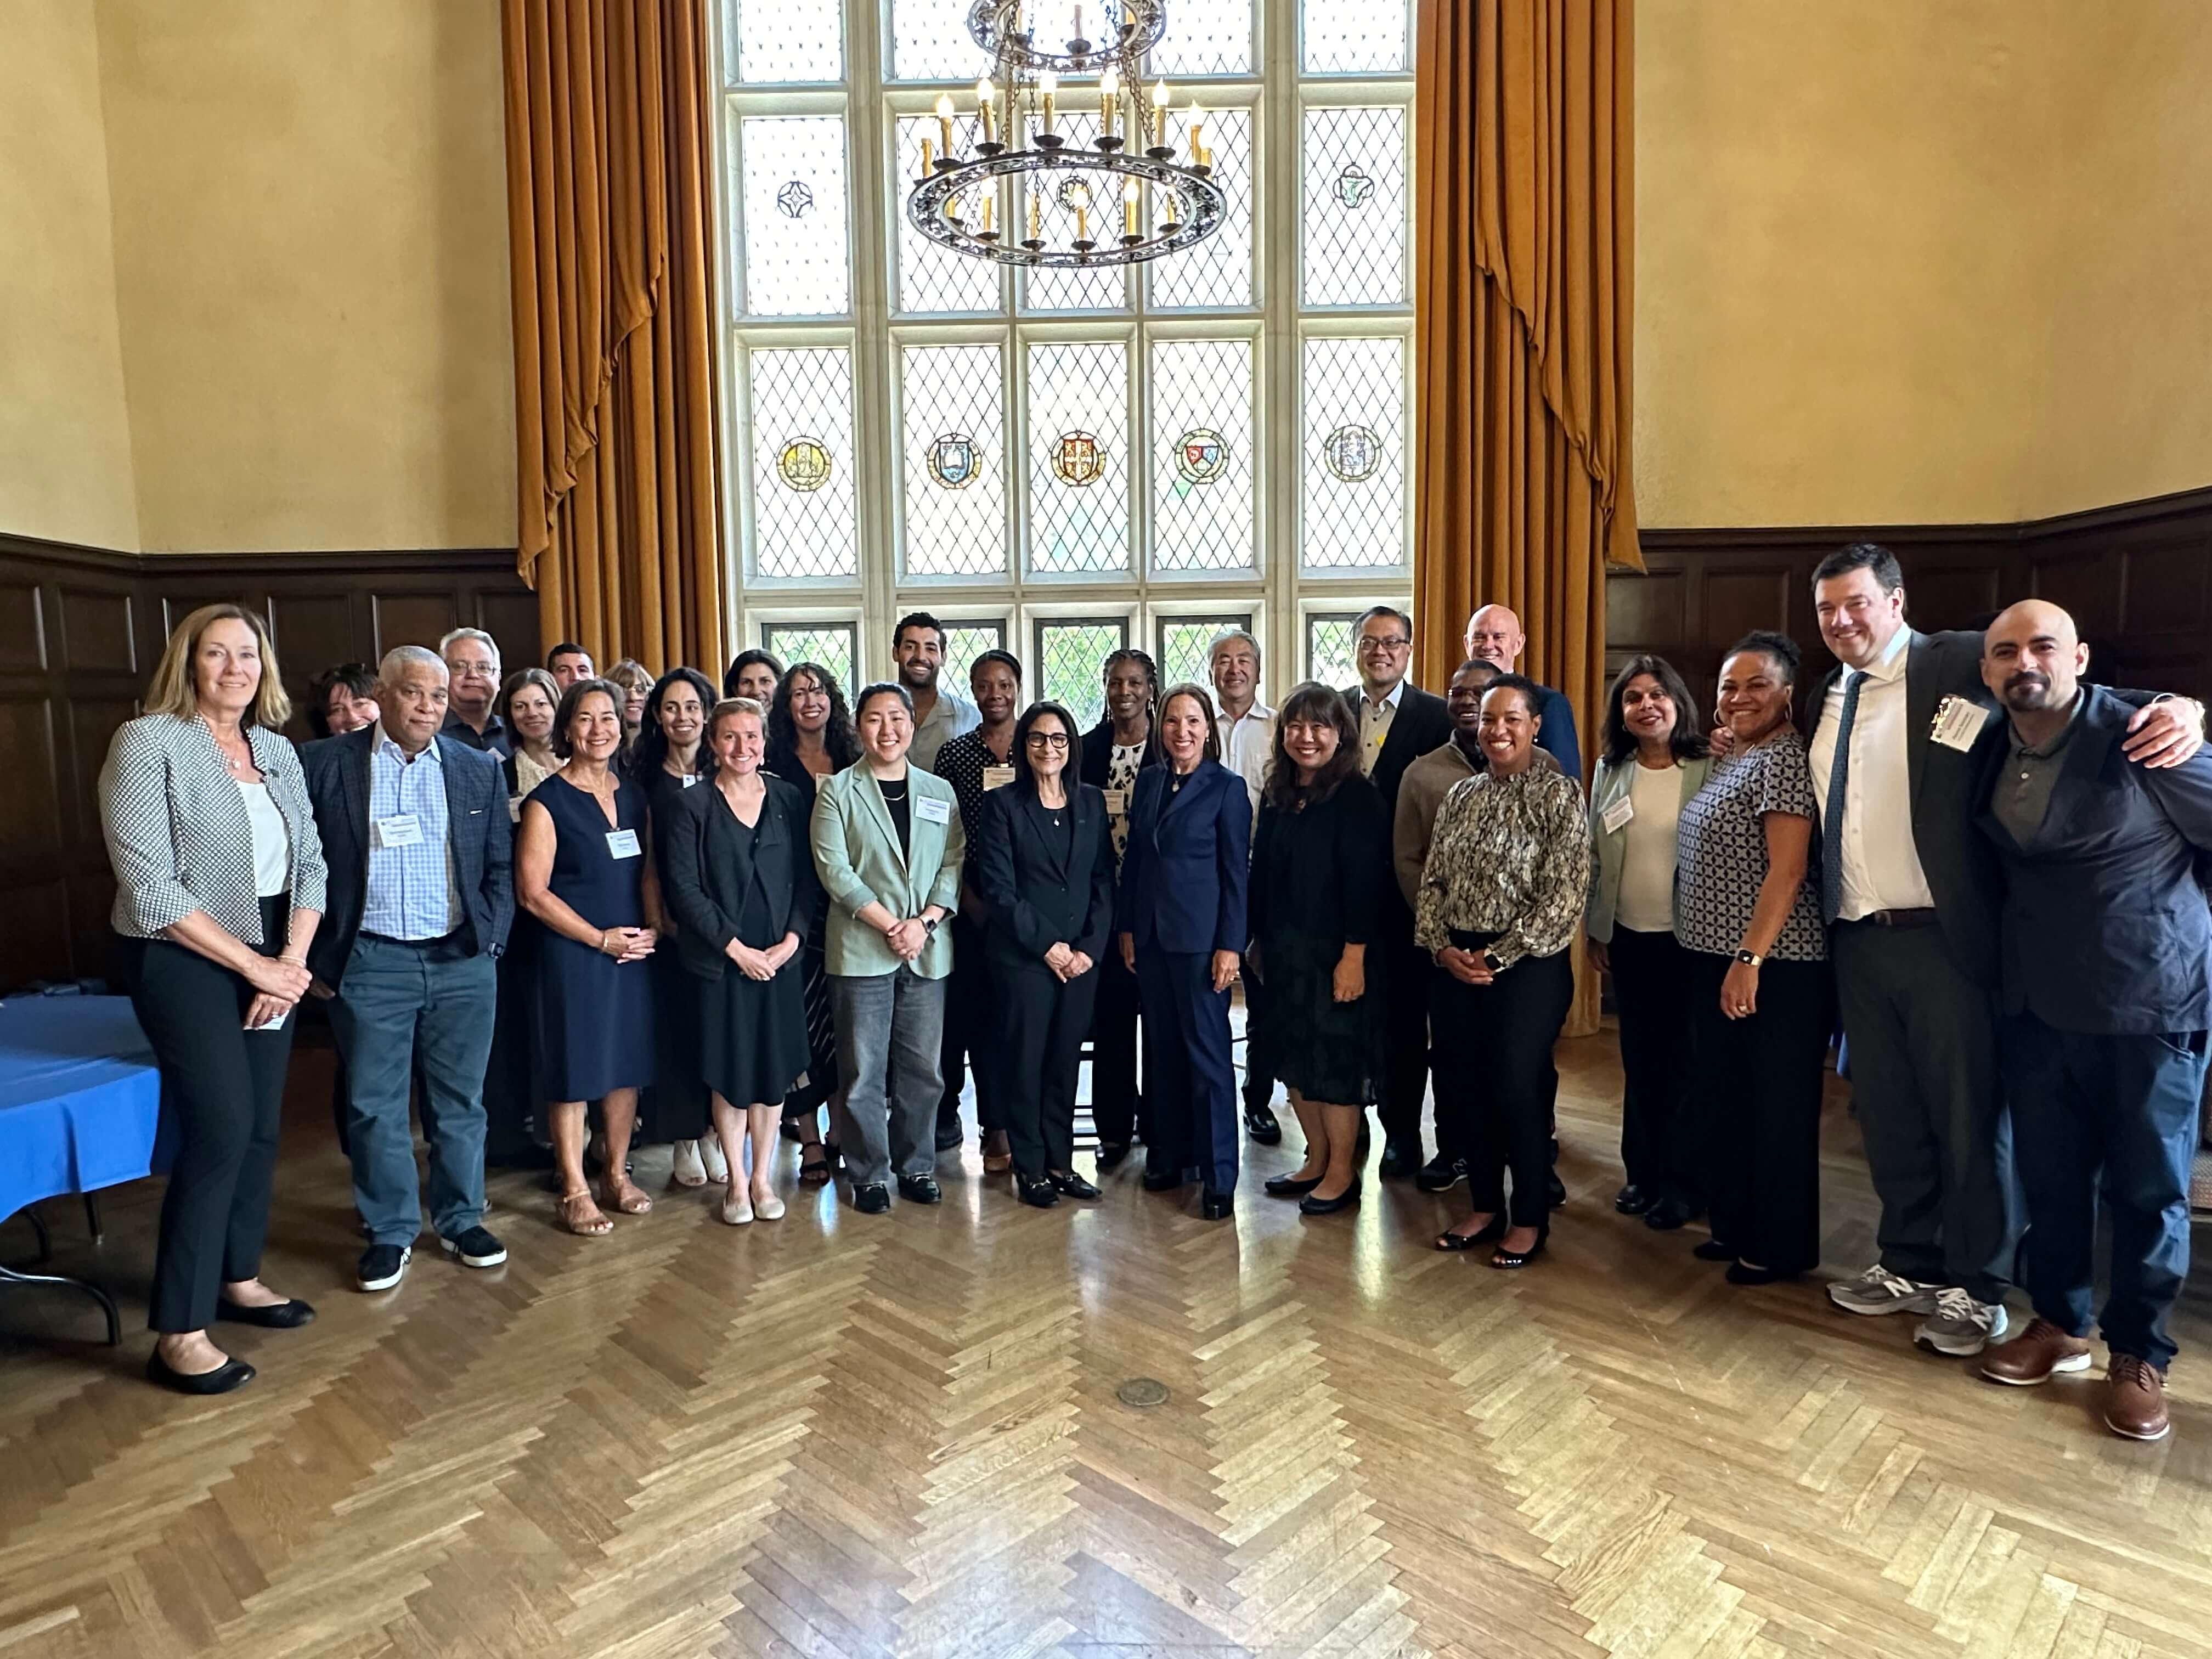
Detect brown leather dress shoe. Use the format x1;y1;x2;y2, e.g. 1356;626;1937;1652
2104;1355;2172;1441
1979;1317;2094;1386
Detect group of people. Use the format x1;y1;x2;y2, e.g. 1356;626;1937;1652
96;554;2212;1447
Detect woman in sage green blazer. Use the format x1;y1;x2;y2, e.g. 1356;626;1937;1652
1586;654;1713;1232
809;682;965;1212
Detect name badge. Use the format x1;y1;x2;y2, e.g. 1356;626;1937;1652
507;797;522;823
250;1006;291;1032
1103;788;1129;816
374;814;422;850
1931;696;1990;753
915;795;952;826
1601;796;1635;834
605;828;642;859
982;765;1016;792
681;774;700;788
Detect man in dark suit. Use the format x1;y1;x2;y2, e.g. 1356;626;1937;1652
303;646;515;1294
1967;602;2212;1443
1339;605;1454;1179
1809;544;2202;1359
1462;604;1582;778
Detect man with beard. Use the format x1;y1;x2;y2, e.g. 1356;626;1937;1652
1968;601;2212;1443
895;612;979;773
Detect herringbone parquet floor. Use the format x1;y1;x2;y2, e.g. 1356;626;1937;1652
4;1031;2211;1658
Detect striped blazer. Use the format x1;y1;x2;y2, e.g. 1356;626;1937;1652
99;713;330;944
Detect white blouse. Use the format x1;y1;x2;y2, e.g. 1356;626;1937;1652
1614;760;1683;934
234;779;293;899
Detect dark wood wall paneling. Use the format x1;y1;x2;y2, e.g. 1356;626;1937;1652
1610;486;2212;724
0;535;537;991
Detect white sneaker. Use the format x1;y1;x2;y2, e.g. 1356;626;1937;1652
1827;1263;1942;1317
1914;1287;2007;1357
701;1138;731;1182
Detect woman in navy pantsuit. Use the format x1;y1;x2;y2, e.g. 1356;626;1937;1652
1115;684;1251;1219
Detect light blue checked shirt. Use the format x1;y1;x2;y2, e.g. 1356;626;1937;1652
362;724;462;940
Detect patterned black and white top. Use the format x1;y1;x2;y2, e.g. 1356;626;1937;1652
1413;765;1589;968
931;726;1016;844
1673;732;1827;962
1105;742;1147;867
100;713;329;944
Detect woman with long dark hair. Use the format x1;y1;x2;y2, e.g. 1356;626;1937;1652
724;648;783;703
1249;683;1389;1215
1587;654;1713;1230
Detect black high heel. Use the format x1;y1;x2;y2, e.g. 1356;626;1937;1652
1434;1215;1508;1252
1490;1223;1548;1269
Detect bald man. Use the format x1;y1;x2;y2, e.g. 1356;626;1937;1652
1966;601;2212;1442
1463;606;1581;777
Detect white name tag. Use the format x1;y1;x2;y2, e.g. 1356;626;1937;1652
1103;788;1129;816
982;765;1016;792
251;1006;291;1032
915;795;951;826
1601;796;1635;834
605;828;642;859
508;797;522;823
374;814;422;850
681;774;700;788
1932;696;1990;753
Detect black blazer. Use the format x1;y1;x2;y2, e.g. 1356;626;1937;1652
1114;760;1251;955
1972;685;2212;1035
1079;718;1163;788
659;773;821;981
971;782;1115;973
301;728;514;989
1335;682;1452;813
1249;775;1390;955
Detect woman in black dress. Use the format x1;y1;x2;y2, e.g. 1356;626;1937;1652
517;679;659;1235
1249;682;1389;1216
972;701;1116;1209
663;697;817;1223
633;666;721;1188
482;667;562;1166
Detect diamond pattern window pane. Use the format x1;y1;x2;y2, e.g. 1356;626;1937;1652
749;346;859;579
1150;338;1254;574
740;115;851;317
1019;115;1131;313
900;344;1008;578
939;620;1009;692
725;0;843;84
894;116;1003;315
1302;0;1410;75
1305;614;1360;690
1301;335;1406;569
1027;341;1131;575
1152;0;1254;76
889;0;978;81
1036;620;1128;727
1148;105;1252;311
762;623;859;696
1158;617;1251;694
1301;105;1407;308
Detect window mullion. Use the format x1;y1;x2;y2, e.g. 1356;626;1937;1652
848;0;896;684
1262;0;1303;704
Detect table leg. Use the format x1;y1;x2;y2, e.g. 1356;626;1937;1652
22;1204;52;1265
83;1192;104;1245
0;1261;123;1346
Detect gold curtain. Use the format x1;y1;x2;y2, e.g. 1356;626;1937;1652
502;0;726;672
1414;0;1637;1035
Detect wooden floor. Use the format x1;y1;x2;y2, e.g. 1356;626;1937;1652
4;1034;2211;1659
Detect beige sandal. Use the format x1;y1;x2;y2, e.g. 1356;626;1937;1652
557;1192;613;1237
603;1179;653;1216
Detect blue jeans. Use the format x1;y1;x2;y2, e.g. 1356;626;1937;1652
2000;1012;2207;1368
831;969;945;1187
330;936;498;1246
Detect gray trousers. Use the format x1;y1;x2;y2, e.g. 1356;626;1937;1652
1831;920;2018;1302
831;969;946;1187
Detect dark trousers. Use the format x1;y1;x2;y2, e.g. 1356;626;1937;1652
482;933;541;1159
1377;930;1434;1153
1088;949;1150;1147
1831;919;2015;1301
1999;1013;2205;1368
1431;946;1573;1228
937;918;1003;1137
1609;926;1700;1203
1239;958;1274;1114
1000;961;1102;1176
1689;951;1832;1274
127;898;294;1334
1134;945;1239;1195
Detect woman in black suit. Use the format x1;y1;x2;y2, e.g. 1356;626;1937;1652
1115;684;1252;1220
661;697;820;1224
973;701;1116;1209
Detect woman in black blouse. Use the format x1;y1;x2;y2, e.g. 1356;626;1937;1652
1673;631;1830;1285
1415;675;1590;1268
635;667;721;1186
1249;684;1388;1215
972;701;1116;1207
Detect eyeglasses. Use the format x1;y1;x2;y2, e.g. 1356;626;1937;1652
1024;732;1071;750
1357;636;1410;653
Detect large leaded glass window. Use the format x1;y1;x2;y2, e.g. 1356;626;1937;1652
721;0;1416;702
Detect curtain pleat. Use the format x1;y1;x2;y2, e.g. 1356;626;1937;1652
1416;0;1637;1036
503;0;725;674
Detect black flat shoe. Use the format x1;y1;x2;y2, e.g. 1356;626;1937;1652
1016;1174;1060;1209
1725;1262;1801;1286
1298;1183;1361;1216
1691;1238;1737;1262
1614;1184;1655;1216
897;1173;943;1205
1547;1171;1568;1209
1142;1167;1187;1193
1243;1104;1283;1144
854;1183;891;1215
1377;1142;1420;1180
1095;1142;1130;1170
1644;1195;1697;1231
1048;1171;1101;1200
1200;1189;1234;1221
1263;1171;1324;1198
1434;1216;1508;1252
1491;1227;1548;1269
147;1350;256;1395
216;1296;317;1329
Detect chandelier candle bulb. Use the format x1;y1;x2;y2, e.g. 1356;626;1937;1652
920;135;934;178
934;93;955;161
976;78;996;146
981;191;995;234
1040;72;1057;136
1100;67;1119;136
1152;80;1170;147
1075;203;1088;242
1123;177;1139;235
1187;102;1203;158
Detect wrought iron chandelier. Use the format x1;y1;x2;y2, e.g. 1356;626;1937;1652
905;1;1228;270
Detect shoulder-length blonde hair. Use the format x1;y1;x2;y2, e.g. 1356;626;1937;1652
143;603;292;730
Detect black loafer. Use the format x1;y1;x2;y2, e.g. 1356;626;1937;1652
1263;1172;1323;1198
854;1183;891;1214
1243;1104;1282;1144
1016;1174;1060;1209
1049;1171;1102;1200
216;1296;317;1329
1141;1167;1187;1192
1376;1142;1420;1180
1095;1141;1130;1170
148;1350;256;1395
1199;1189;1234;1220
898;1173;943;1205
1548;1171;1568;1208
1644;1195;1696;1231
1692;1238;1736;1261
1614;1183;1655;1215
1298;1183;1361;1216
1415;1155;1467;1193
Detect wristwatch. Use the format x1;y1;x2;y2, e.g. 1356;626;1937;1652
1734;947;1764;967
923;916;940;935
1481;950;1504;974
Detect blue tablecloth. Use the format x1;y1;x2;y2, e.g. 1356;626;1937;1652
0;996;165;1223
